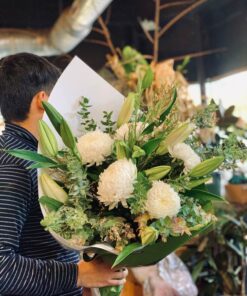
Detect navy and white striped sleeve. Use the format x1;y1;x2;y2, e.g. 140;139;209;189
0;165;78;295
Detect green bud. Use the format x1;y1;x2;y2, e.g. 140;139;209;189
140;226;159;245
189;156;224;178
117;92;136;128
40;173;68;203
145;165;171;181
157;122;195;155
115;141;126;159
38;120;58;157
132;145;146;158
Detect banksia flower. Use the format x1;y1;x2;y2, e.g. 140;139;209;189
38;120;58;157
40;173;68;203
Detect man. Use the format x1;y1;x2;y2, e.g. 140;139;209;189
0;53;127;295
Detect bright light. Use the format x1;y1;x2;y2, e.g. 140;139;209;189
189;70;247;118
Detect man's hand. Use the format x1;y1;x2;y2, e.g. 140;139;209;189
77;258;128;288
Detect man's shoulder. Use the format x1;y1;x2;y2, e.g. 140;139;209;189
0;134;33;169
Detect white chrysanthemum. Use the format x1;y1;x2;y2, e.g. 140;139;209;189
97;158;137;207
146;181;181;219
169;143;201;172
115;122;145;140
77;130;113;166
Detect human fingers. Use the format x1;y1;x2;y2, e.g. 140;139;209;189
108;278;126;286
112;268;128;280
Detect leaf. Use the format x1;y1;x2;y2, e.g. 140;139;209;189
28;162;62;169
186;177;211;190
7;149;57;164
141;67;154;91
39;196;63;211
192;260;205;281
185;189;225;202
110;223;213;268
42;101;63;134
112;243;143;268
60;119;80;159
99;285;123;296
142;122;155;135
160;88;177;121
142;138;163;155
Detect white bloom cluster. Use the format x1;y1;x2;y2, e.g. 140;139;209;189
77;130;113;166
115;122;145;141
146;181;181;219
97;158;137;208
169;143;201;172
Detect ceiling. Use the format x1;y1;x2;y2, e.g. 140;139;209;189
0;0;246;82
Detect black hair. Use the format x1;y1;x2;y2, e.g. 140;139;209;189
0;52;61;122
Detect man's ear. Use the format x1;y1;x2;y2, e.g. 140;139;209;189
35;91;49;110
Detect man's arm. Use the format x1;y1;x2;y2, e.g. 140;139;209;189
0;165;78;295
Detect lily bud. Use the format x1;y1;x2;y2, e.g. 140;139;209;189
132;145;146;158
140;226;159;245
157;122;195;155
40;173;68;203
115;141;126;159
38;120;58;157
117;92;136;128
189;156;224;178
145;165;171;181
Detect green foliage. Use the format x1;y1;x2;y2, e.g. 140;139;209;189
128;173;150;215
39;196;63;212
181;207;247;296
7;149;58;167
101;111;116;134
176;56;190;74
62;151;90;210
78;97;97;132
217;134;247;169
41;206;94;243
193;100;218;128
122;46;148;74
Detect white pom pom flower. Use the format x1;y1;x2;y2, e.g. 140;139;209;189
146;181;181;219
169;143;201;172
77;130;113;166
97;158;137;208
115;122;145;141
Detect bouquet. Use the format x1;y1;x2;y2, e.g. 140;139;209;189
10;68;232;296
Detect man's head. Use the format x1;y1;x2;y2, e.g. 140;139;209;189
0;53;60;123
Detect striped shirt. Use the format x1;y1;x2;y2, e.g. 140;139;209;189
0;123;82;296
